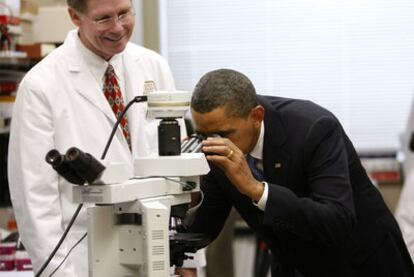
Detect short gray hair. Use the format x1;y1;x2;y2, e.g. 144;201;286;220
67;0;133;13
66;0;87;12
191;69;258;118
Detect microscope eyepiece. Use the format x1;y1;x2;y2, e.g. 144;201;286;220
65;147;106;184
181;133;221;154
66;147;81;161
45;149;64;168
45;147;105;185
45;149;84;185
181;134;205;153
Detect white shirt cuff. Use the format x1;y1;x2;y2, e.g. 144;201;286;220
181;248;206;268
252;181;268;211
183;191;204;228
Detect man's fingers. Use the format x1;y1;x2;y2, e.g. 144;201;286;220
206;154;227;162
203;136;231;145
202;145;229;155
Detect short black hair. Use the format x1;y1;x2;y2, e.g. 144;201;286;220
191;69;258;118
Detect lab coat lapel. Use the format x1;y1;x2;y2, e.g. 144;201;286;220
123;53;145;101
69;60;117;124
122;52;147;154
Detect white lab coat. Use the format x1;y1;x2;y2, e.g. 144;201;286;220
395;95;414;262
395;172;414;261
401;95;414;176
7;30;180;276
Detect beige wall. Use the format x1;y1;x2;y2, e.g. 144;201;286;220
142;0;159;53
31;0;65;6
29;0;158;52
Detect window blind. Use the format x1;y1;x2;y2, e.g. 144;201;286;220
160;0;414;152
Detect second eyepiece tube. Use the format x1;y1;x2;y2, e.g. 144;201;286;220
181;134;205;153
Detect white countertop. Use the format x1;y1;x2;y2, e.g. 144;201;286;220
0;272;33;276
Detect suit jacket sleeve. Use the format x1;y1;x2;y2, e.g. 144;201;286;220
188;172;233;242
263;116;356;246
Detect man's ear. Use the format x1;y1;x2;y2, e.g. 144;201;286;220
68;7;82;27
251;105;264;127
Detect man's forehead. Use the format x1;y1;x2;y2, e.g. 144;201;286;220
193;115;237;137
195;126;233;135
192;108;224;124
194;121;226;134
84;0;132;14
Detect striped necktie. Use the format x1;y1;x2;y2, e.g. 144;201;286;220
246;154;264;181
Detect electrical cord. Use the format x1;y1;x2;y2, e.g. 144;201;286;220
36;95;148;276
101;95;148;160
131;176;196;191
34;203;83;277
48;232;87;277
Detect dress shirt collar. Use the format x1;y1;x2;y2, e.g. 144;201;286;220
249;121;264;161
74;31;124;85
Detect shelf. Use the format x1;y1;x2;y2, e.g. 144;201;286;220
0;272;33;276
0;95;15;102
0;57;38;71
0;101;14;118
0;127;10;134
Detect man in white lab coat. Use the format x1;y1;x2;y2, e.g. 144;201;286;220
396;96;414;262
7;0;203;276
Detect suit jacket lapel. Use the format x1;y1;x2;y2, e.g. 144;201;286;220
260;96;290;187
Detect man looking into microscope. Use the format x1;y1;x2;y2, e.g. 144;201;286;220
188;68;414;276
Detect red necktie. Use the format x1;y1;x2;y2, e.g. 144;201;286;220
103;64;131;150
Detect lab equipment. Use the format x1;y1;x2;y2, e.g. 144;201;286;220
71;152;209;276
147;90;190;156
45;147;105;186
47;90;210;276
181;134;205;154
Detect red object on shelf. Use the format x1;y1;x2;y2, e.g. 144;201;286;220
6;220;17;232
0;81;17;94
369;171;401;183
15;251;32;271
0;15;19;25
0;242;16;255
0;258;14;271
0;242;16;271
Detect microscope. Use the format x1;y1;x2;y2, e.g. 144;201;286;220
46;91;210;277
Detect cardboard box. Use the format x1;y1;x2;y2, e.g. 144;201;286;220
16;43;56;58
18;1;38;44
20;0;38;15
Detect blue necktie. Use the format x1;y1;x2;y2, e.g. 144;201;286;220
246;154;264;181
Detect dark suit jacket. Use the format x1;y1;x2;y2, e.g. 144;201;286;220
190;96;414;276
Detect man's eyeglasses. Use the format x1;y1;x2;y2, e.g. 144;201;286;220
81;9;135;29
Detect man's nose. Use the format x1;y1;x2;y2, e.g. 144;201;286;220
109;19;125;31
